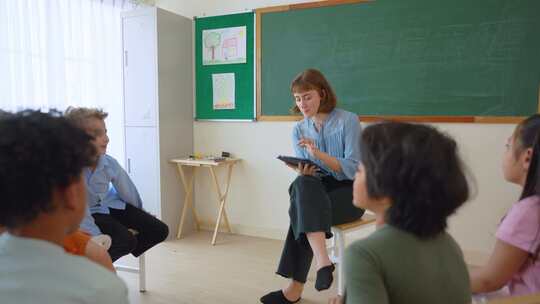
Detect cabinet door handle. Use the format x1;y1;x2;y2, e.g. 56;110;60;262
127;158;131;174
124;50;128;67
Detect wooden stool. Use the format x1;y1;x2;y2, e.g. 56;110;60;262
329;213;377;295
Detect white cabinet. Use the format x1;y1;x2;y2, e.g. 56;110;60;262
121;7;193;237
125;126;159;216
122;14;157;127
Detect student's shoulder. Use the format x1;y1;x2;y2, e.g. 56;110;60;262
438;231;465;258
102;154;122;169
348;225;422;260
517;195;540;210
345;226;397;259
63;254;128;293
498;195;540;236
344;234;388;272
506;195;540;222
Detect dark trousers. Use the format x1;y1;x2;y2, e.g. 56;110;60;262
276;175;364;283
93;204;169;262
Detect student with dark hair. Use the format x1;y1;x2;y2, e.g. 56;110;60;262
261;69;364;304
0;110;128;304
470;114;540;297
335;122;471;304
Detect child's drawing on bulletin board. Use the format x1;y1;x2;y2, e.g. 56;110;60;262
203;26;246;65
212;73;235;110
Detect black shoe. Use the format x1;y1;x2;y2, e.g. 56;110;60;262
260;290;301;304
315;264;335;291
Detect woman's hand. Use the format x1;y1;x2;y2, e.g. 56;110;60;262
298;138;319;158
328;295;343;304
286;162;317;176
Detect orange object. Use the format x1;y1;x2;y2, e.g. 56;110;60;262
63;230;91;256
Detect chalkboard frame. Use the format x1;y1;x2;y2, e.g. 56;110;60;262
255;0;539;123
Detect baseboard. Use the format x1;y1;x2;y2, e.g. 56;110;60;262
197;220;377;242
198;220;287;241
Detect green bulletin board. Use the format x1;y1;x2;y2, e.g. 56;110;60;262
195;12;255;120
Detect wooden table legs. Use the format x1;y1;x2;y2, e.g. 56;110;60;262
209;164;234;245
176;164;200;239
175;163;235;245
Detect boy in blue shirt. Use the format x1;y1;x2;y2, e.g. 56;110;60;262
66;107;169;261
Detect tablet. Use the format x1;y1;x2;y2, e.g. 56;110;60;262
277;155;329;175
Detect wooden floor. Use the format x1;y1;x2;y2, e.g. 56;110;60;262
117;231;337;304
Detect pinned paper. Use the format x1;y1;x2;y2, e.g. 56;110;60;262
212;73;235;110
203;26;247;65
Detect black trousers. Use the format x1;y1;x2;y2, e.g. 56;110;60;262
276;175;364;283
92;204;169;262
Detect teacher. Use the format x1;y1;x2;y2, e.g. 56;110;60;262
261;69;365;304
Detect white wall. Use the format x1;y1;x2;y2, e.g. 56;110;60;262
157;0;316;17
157;0;522;258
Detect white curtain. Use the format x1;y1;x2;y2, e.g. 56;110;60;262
0;0;138;161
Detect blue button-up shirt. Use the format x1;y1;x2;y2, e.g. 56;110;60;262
292;108;362;181
79;154;143;236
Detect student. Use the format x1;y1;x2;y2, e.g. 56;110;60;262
65;107;169;261
335;122;471;304
470;114;540;297
0;110;128;304
261;69;364;304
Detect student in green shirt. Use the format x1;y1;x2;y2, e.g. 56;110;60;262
331;122;472;304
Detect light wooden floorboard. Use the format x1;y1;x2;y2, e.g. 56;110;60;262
118;231;337;304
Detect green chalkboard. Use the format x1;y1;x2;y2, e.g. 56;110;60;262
259;0;540;119
195;12;254;120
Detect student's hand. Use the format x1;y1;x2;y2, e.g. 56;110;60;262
328;296;343;304
298;138;319;158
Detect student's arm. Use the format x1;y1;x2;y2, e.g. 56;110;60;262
344;244;389;304
470;239;528;293
85;239;115;272
79;205;102;236
109;156;143;209
471;199;540;293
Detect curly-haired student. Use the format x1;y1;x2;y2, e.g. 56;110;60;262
0;110;128;303
336;122;471;304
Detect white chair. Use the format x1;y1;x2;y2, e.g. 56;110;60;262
113;229;146;292
115;254;146;292
328;213;376;295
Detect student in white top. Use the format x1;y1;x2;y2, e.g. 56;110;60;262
0;110;128;304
